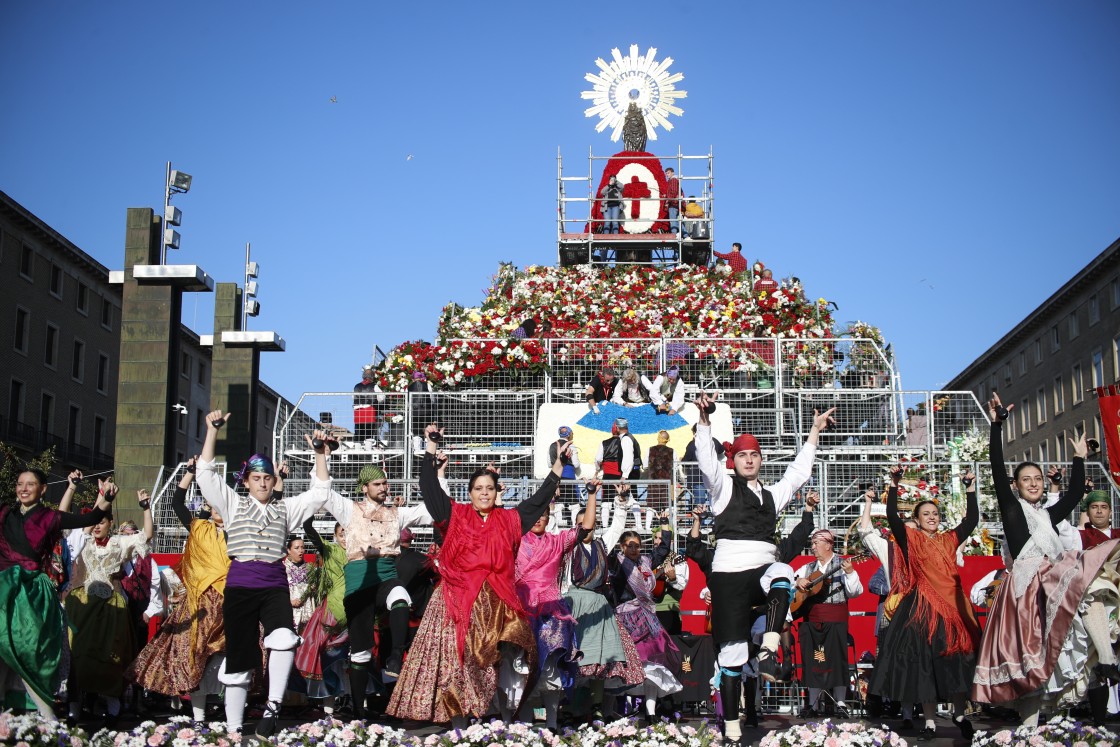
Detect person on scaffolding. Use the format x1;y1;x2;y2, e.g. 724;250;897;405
692;391;834;746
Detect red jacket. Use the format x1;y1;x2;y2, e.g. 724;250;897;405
1080;526;1120;549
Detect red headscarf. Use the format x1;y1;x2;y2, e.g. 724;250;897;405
723;433;761;469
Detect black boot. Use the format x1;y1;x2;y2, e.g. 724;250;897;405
385;604;410;677
742;676;759;728
1089;686;1110;727
347;663;369;720
720;674;743;728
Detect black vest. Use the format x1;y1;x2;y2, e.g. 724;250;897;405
714;477;777;543
602;435;642;476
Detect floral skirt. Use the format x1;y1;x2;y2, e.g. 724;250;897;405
127;587;225;696
616;601;683;696
0;566;64;705
972;540;1120;704
294;600;350;699
387;582;535;723
66;585;136;698
529;598;580;692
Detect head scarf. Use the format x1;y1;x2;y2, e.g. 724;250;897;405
1083;490;1111;512
558;426;573;438
810;528;835;546
723;433;761;469
235;453;276;484
356;464;387;492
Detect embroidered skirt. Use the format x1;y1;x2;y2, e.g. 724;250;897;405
66;584;136;698
127;587;225;696
387;582;535;722
564;586;644;685
294;600;350;698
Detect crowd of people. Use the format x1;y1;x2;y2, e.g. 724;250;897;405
0;390;1117;745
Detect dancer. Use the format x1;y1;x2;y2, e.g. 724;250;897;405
284;535;314;634
293;517;349;714
386;422;566;726
127;457;229;724
694;391;833;746
562;482;645;721
869;466;980;741
608;511;684;723
65;482;154;727
510;477;597;728
320;463;433;718
971;393;1117;727
195;410;334;739
0;469;112;719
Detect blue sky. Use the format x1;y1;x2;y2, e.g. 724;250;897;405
3;1;1118;403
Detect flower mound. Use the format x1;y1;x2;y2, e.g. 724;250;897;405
0;710;89;747
567;717;720;747
419;719;566;747
89;717;241;746
759;718;906;747
376;263;841;390
275;717;416;746
971;715;1118;746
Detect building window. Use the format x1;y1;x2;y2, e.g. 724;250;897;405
197;361;207;385
39;393;54;438
989;374;998;395
1050;325;1060;352
1114;334;1120;382
97;353;110;394
19;244;33;280
1020;398;1031;434
1036;387;1047;424
13;307;29;354
1003;362;1012;385
1069;311;1080;340
1017;351;1026;375
195;408;204;438
93;416;106;456
1023;447;1032;462
181;352;191;379
1033;338;1042;364
1095;414;1103;444
1053;376;1065;414
101;298;112;330
1089;293;1101;325
1112;277;1120;309
44;324;59;368
1072;364;1084;404
264;407;274;427
1092;348;1104;388
1074;420;1086;440
1007;411;1016;441
67;405;81;446
1055;432;1067;461
76;283;89;315
49;264;63;298
1037;441;1048;463
177;399;188;434
8;379;25;424
71;339;85;382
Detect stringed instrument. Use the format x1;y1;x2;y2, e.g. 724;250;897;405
652;552;687;601
790;553;872;617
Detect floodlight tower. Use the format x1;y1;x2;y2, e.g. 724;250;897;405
243;242;261;329
161;162;192;264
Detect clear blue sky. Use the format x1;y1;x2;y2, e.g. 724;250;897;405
3;1;1118;403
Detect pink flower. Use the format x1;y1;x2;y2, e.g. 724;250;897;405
147;736;164;747
177;728;196;740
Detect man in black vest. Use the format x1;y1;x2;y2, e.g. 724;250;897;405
596;418;642;481
693;392;834;745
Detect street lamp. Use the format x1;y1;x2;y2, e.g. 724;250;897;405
161;162;192;264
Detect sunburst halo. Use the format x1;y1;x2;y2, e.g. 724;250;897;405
581;45;687;143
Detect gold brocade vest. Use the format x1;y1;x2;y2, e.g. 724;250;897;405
345;501;400;561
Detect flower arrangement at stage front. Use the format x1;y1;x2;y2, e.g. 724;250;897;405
569;717;719;747
275;717;416;747
88;717;239;747
971;715;1117;747
0;710;89;747
376;263;842;391
758;718;906;747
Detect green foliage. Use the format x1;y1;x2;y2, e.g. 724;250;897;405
0;442;100;510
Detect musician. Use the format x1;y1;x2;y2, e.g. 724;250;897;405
693;392;834;747
793;529;863;717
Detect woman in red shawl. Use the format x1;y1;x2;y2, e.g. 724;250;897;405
387;422;571;726
868;465;981;742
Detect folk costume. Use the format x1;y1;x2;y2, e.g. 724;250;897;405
386;453;557;723
971;421;1120;727
65;529;150;714
0;500;108;717
869;485;981;720
321;464;433;713
293;518;349;702
696;424;817;742
194;456;332;734
794;530;863;712
127;483;228;721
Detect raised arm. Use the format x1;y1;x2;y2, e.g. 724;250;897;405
770;409;833;512
170;459;197;530
857;486;890;566
137;489;155;542
987;394;1029;558
953;471;980;544
600;482;632;550
885;467;908;561
302;517;326;554
196;410;236;521
576;480;597;543
693;393;733;513
58;470;82;514
1046;434;1087;526
517;441;567;533
419;423;452;525
777;490;818;564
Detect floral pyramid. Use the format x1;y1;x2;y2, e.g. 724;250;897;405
375;262;875;391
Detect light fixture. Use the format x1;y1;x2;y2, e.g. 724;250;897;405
164;229;181;250
164;205;182;226
245;280;258;297
245;299;260;317
169;170;193;193
161;162;193;263
246;261;259;278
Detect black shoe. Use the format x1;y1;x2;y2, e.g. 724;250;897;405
954;716;975;739
917;726;935;742
757;648;779;683
1095;662;1120;685
254;701;281;739
901;718;914;731
104;714;119;730
742;712;759;729
382;653;403;679
800;706;818;719
834;703;850;719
